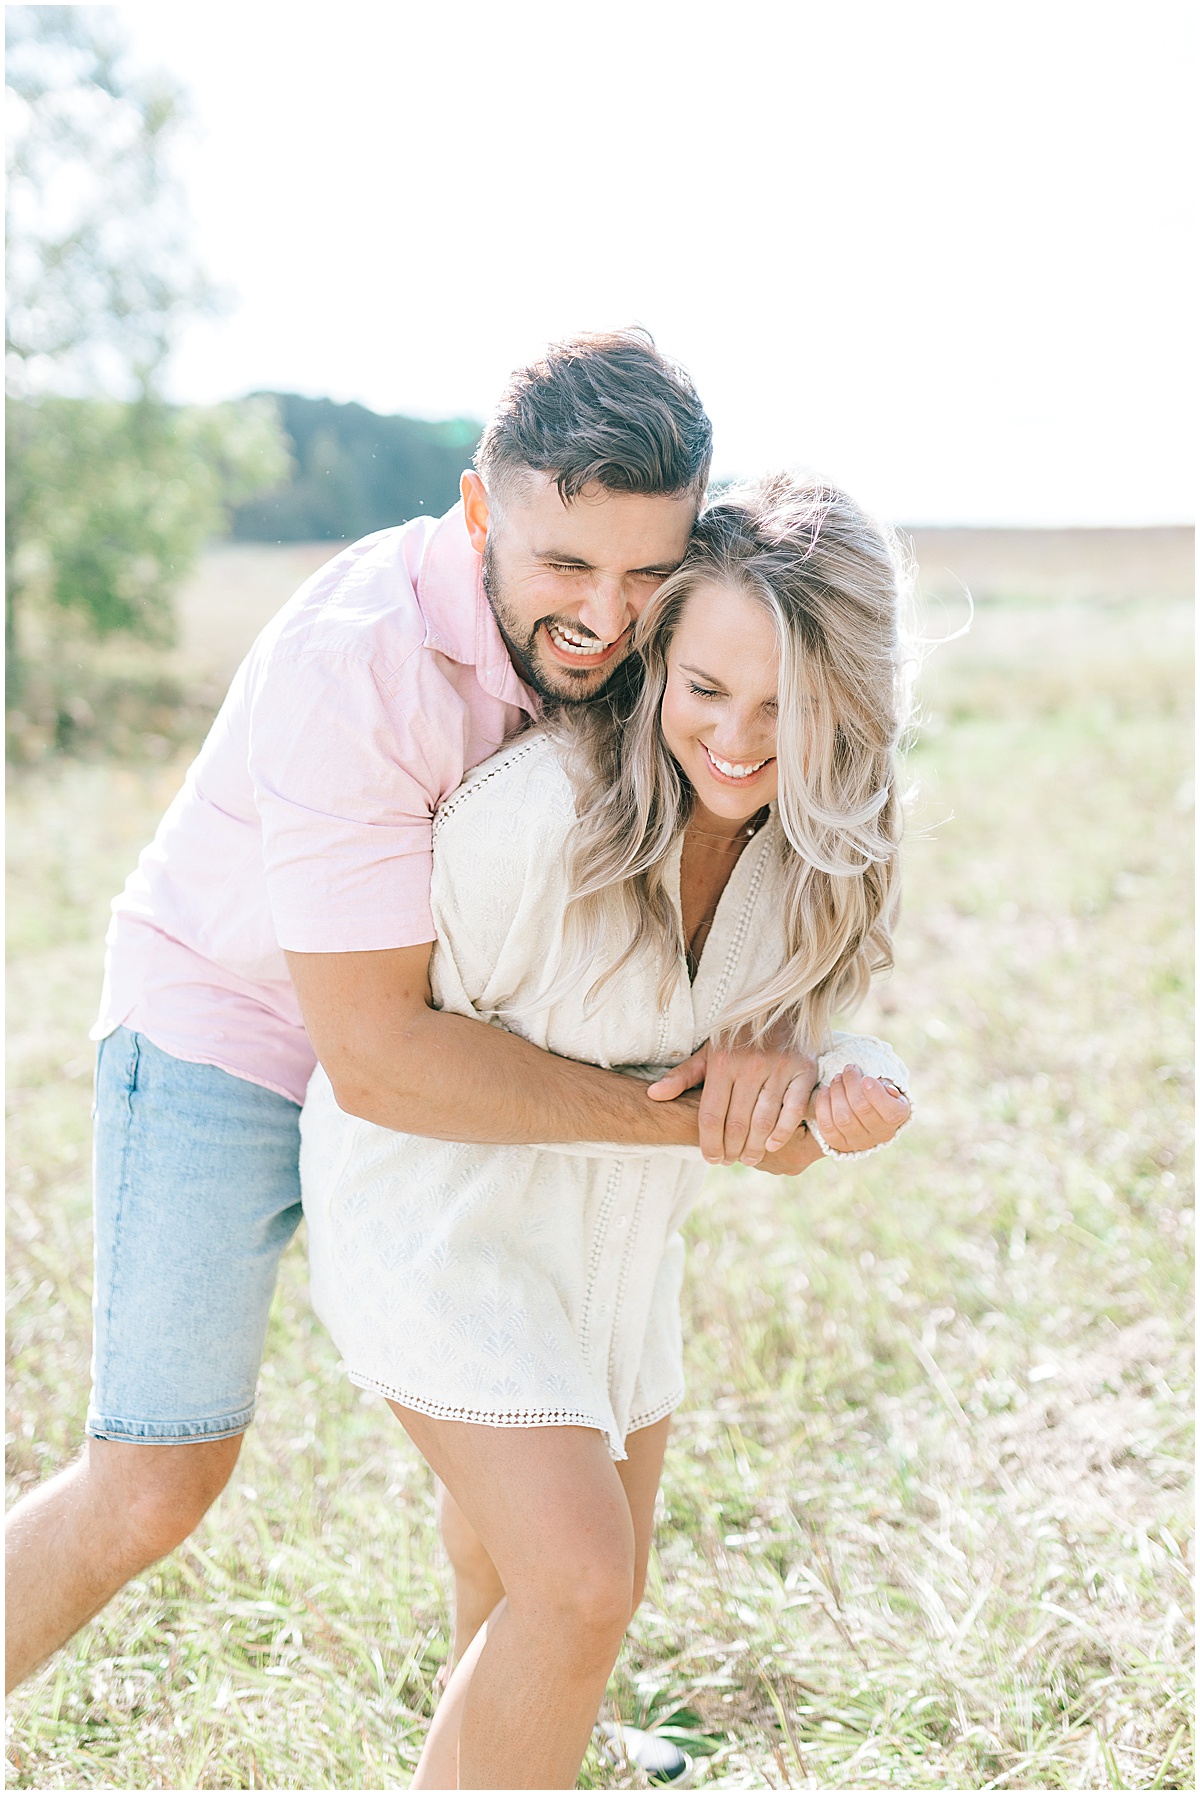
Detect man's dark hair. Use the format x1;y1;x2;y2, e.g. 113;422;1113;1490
476;328;713;505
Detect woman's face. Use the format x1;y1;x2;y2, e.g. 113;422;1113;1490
660;580;781;823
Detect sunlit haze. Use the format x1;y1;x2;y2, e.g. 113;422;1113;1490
113;1;1193;526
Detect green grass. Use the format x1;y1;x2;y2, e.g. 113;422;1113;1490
5;590;1193;1789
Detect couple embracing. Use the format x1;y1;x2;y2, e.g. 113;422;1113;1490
7;331;912;1788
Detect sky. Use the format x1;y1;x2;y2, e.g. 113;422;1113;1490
112;0;1194;526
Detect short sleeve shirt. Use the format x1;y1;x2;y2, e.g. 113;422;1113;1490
92;504;538;1102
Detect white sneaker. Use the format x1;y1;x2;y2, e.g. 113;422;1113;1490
595;1721;698;1786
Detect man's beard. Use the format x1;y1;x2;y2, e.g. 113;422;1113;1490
481;541;632;708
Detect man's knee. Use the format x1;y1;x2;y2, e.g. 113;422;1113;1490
85;1433;243;1565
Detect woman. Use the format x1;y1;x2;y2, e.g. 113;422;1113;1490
301;473;913;1788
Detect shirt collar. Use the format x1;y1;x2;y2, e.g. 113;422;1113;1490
418;502;538;716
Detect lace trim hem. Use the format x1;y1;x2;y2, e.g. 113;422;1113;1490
346;1371;683;1457
348;1371;602;1431
626;1386;684;1435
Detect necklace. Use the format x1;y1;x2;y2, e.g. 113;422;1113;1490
685;810;768;850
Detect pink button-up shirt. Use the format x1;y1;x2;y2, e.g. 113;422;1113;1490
92;504;538;1102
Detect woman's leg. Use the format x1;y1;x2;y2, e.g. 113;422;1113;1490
617;1416;671;1613
407;1412;632;1791
436;1478;506;1668
436;1415;669;1668
393;1406;668;1789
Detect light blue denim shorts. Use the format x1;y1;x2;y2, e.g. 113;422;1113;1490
86;1027;303;1443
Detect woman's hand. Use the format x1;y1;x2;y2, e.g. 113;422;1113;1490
808;1067;911;1155
646;1035;820;1167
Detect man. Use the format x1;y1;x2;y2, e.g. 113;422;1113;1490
6;330;818;1692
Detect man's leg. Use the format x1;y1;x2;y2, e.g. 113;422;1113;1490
6;1435;241;1691
5;1028;303;1692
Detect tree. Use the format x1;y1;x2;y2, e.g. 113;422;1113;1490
6;395;289;642
231;395;481;543
5;4;207;398
4;6;289;710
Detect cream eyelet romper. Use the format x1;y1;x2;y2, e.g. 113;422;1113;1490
300;733;908;1458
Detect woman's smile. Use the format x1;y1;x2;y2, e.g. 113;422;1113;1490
701;744;776;784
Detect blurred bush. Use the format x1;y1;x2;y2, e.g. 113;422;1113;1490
5;5;289;760
5;394;290;760
7;396;290;643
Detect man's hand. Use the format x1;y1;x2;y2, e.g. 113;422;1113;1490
755;1123;825;1178
809;1067;911;1155
646;1034;820;1168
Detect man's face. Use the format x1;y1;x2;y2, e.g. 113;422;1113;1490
479;474;697;704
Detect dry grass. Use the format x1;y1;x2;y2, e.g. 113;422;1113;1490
5;572;1194;1788
904;527;1192;606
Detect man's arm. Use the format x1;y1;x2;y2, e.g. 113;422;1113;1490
287;943;704;1149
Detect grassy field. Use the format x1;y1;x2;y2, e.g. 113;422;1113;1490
5;564;1194;1788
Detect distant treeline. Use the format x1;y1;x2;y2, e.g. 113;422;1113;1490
230;394;482;542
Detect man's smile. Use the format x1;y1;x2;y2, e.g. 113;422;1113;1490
541;621;631;668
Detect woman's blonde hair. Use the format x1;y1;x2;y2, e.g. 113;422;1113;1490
544;471;914;1053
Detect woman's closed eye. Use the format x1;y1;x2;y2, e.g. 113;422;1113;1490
687;681;723;699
